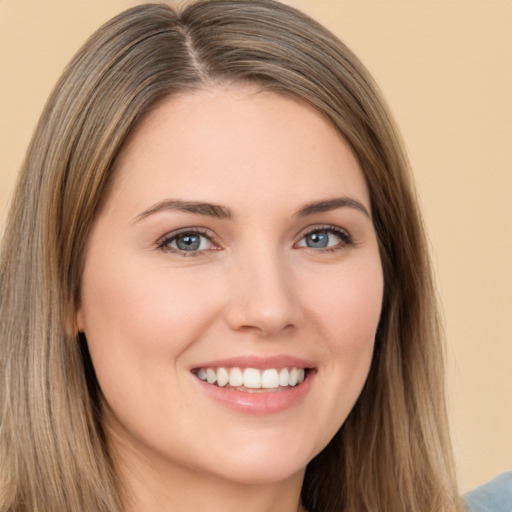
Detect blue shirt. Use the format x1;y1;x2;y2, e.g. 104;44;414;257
465;472;512;512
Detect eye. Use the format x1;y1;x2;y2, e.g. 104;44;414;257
296;226;353;251
158;229;217;255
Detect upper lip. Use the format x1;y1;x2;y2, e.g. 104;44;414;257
191;355;315;371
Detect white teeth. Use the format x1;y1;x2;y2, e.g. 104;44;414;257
195;366;307;389
278;368;289;386
288;367;299;386
243;368;261;389
206;368;217;384
229;367;243;387
261;369;279;389
217;367;229;387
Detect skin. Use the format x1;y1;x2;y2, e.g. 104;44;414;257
77;85;384;512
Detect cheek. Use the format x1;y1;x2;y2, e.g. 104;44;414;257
78;253;221;397
329;265;382;381
305;259;383;350
300;259;383;439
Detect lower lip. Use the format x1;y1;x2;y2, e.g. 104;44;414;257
194;371;315;415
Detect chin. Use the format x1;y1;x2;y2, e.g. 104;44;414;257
204;457;308;486
190;431;322;486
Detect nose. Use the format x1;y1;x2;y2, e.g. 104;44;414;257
224;248;302;337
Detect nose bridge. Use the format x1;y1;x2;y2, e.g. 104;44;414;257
225;240;300;336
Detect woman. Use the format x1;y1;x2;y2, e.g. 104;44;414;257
0;1;462;511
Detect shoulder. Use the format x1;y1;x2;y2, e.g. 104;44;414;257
465;472;512;512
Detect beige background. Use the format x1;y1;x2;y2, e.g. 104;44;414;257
1;0;510;493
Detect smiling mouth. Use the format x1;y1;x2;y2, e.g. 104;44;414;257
192;367;309;392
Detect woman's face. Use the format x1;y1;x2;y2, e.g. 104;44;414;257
77;86;383;486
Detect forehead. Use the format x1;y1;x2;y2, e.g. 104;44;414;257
108;85;369;216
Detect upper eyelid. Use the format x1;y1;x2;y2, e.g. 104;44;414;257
158;226;214;238
157;227;218;248
296;224;351;239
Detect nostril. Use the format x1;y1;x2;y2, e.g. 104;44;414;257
225;299;300;336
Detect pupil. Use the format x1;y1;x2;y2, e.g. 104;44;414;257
177;234;200;251
306;232;328;248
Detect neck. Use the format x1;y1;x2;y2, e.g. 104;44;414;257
110;433;305;512
120;460;305;512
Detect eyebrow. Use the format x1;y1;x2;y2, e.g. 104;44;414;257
134;195;370;224
134;199;235;223
296;197;370;218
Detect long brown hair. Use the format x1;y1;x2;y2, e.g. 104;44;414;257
0;1;461;511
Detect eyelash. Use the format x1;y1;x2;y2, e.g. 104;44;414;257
297;225;354;253
157;225;354;257
157;228;218;257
